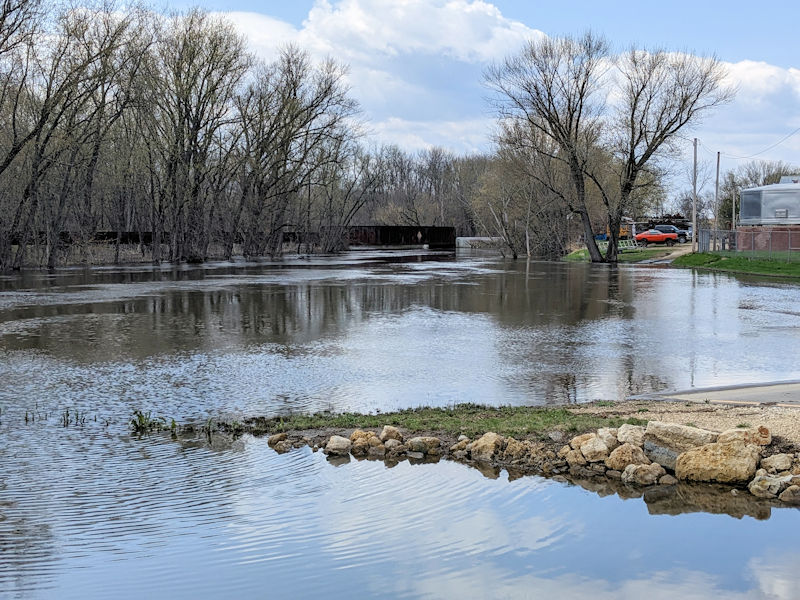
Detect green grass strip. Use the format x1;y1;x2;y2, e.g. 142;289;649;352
237;404;647;439
672;252;800;278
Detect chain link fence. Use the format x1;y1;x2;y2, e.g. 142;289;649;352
699;228;800;262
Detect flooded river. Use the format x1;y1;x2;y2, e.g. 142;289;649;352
1;251;799;598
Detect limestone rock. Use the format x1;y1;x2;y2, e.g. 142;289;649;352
350;429;375;443
548;431;564;443
406;451;424;460
273;440;292;453
580;437;609;462
617;424;645;447
267;432;288;447
760;453;793;473
606;469;622;480
570;433;596;451
596;428;619;452
458;434;469;442
659;474;678;486
605;443;650;471
622;463;666;486
384;439;402;451
557;445;572;459
565;449;587;467
471;432;504;462
450;439;469;452
325;435;352;456
503;438;530;462
778;485;800;505
406;436;441;454
675;441;761;484
718;426;771;446
748;473;793;499
644;422;718;470
379;425;403;443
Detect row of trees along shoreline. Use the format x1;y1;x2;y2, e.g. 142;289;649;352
0;2;780;268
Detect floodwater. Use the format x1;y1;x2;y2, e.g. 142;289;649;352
1;250;799;598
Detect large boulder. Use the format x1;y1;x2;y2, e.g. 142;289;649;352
470;432;504;462
570;433;596;451
325;435;352;456
718;426;771;446
605;443;650;471
580;437;610;463
675;441;761;484
379;425;403;443
617;424;645;447
760;453;793;473
406;436;441;454
644;422;718;470
622;463;666;486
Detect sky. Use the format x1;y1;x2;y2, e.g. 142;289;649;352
166;0;800;198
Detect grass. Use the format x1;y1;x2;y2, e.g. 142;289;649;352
673;252;800;278
220;404;649;440
130;410;171;434
564;247;675;263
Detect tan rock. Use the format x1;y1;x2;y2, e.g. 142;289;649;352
748;473;792;499
718;426;771;446
406;436;441;454
622;463;666;486
605;443;650;471
659;474;679;486
645;421;718;451
580;437;610;462
267;432;288;447
350;429;375;443
675;441;761;484
273;440;292;453
384;439;402;451
778;485;800;505
557;445;572;459
379;425;403;443
471;432;504;462
450;439;469;452
367;444;386;457
596;428;619;452
503;438;530;462
325;435;352;456
565;449;587;467
617;424;645;447
570;433;596;451
760;453;793;473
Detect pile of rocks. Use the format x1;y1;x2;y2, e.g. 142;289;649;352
268;420;800;506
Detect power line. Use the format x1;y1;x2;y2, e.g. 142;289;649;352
715;126;800;161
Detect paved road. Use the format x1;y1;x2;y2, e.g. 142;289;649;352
653;382;800;408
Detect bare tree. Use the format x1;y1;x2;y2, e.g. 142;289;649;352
591;49;732;261
485;32;610;262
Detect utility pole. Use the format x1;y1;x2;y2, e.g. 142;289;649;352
714;151;720;250
692;138;698;252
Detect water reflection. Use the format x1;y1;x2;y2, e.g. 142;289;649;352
2;252;800;597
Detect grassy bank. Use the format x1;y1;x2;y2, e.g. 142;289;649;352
199;404;648;439
564;247;675;263
672;252;800;278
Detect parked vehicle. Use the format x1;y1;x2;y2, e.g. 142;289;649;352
635;229;678;246
653;224;689;243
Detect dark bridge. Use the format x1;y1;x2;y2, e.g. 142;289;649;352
337;226;455;248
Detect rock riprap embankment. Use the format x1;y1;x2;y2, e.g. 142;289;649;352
268;421;800;506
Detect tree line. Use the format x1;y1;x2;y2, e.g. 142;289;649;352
0;3;739;268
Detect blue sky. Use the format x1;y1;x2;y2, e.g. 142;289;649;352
169;0;800;197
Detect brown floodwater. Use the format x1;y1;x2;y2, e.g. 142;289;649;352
1;250;799;598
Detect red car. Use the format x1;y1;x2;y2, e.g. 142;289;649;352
635;229;678;246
